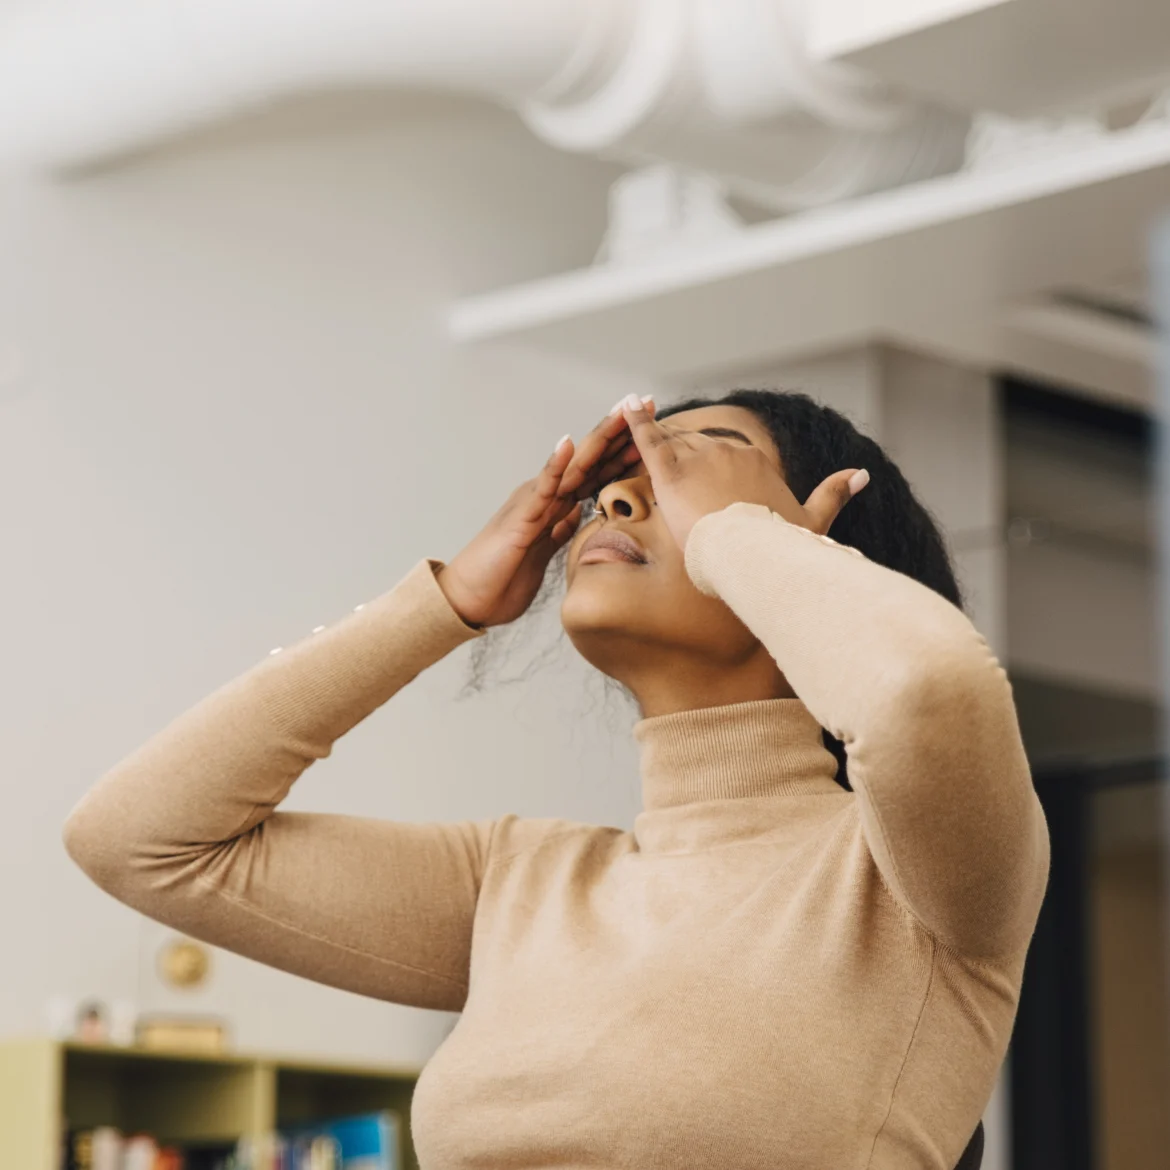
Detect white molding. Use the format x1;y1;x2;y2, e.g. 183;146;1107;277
1006;302;1155;368
594;166;744;265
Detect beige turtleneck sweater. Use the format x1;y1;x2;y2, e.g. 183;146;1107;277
63;500;1050;1170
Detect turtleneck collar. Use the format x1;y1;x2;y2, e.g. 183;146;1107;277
630;698;845;853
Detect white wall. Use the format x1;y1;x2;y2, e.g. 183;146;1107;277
0;92;654;1065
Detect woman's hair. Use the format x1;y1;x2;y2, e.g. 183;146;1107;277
457;389;964;790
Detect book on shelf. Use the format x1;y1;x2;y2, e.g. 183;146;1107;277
133;1015;229;1054
63;1128;238;1170
61;1111;400;1170
279;1110;400;1169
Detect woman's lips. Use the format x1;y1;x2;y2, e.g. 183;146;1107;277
578;546;646;565
577;528;648;565
577;531;650;566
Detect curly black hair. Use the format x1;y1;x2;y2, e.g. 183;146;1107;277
457;388;964;790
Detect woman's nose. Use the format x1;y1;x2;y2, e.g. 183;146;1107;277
597;473;654;521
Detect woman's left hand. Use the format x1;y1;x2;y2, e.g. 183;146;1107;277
618;395;870;552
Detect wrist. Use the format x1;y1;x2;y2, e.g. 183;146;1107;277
433;563;485;630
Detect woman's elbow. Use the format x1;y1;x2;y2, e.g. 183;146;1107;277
63;800;105;879
62;789;137;896
871;643;1030;799
885;635;1015;736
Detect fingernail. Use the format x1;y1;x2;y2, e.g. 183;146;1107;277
641;394;655;405
555;433;571;452
608;399;624;416
621;392;642;411
848;468;870;495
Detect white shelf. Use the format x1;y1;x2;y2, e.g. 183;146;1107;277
447;121;1170;402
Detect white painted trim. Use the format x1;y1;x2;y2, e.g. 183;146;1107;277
1005;302;1155;368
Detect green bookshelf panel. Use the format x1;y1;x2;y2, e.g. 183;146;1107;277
63;1047;269;1144
0;1039;424;1170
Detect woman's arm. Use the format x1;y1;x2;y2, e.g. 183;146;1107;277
63;556;493;1011
684;501;1050;960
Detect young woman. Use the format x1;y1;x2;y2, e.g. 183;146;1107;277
64;388;1049;1169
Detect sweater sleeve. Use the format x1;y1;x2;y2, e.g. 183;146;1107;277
63;556;494;1012
684;501;1050;960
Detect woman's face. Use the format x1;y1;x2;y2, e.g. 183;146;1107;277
561;404;792;709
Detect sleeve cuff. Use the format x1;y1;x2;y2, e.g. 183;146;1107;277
684;500;866;598
421;558;489;637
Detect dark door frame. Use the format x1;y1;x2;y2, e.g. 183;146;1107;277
1010;756;1166;1170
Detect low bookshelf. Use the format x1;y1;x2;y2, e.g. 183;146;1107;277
0;1037;423;1169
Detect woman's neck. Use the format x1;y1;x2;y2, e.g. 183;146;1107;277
627;652;796;720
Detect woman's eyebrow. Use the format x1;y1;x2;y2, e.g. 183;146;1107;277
694;426;754;444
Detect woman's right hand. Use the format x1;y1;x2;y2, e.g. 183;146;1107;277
435;394;656;629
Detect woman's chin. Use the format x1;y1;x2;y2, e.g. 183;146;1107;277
561;574;647;634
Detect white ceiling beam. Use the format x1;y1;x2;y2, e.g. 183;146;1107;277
0;0;965;211
447;119;1170;410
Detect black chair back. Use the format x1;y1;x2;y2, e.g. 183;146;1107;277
954;1120;984;1170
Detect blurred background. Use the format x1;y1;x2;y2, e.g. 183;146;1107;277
1;1;1169;1168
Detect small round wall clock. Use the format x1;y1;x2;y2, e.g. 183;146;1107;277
158;937;212;990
